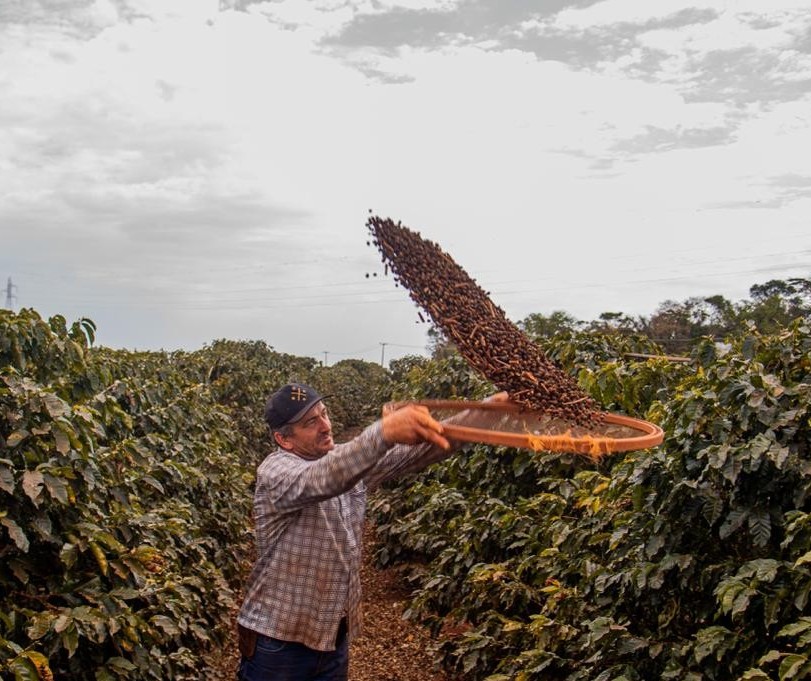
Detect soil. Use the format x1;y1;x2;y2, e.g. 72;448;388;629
206;522;459;681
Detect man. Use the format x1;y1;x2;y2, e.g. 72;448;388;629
236;382;503;680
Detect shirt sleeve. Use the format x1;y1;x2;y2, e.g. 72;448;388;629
363;404;494;491
258;421;387;513
361;439;460;491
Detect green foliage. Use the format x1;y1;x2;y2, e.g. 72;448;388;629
370;321;811;680
3;276;809;678
312;358;391;430
388;352;494;403
519;311;582;340
0;310;393;679
0;310;256;679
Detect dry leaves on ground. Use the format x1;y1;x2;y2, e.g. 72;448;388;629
349;523;460;681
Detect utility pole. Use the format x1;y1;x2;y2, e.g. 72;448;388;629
4;277;17;310
379;342;388;367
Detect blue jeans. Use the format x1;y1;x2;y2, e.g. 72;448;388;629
237;627;349;681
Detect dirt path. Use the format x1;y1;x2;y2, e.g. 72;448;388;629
208;522;458;680
349;523;459;681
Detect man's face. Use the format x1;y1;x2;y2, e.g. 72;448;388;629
276;401;334;459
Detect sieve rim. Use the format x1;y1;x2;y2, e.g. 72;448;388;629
386;399;664;457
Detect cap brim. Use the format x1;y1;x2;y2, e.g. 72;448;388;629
287;394;331;425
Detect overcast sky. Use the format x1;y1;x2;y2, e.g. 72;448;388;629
1;0;809;365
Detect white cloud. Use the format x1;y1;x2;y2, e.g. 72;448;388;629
555;0;810;30
122;0;220;22
638;10;807;56
371;0;461;10
248;0;355;37
1;0;808;358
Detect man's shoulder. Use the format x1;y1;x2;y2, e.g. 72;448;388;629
257;449;308;475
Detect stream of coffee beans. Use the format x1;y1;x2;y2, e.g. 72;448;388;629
366;214;600;425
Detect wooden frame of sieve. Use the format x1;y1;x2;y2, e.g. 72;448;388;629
386;399;664;457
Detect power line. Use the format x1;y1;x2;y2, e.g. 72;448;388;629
15;260;808;311
4;277;17;310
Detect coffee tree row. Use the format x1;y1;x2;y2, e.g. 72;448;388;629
0;309;390;679
371;321;811;680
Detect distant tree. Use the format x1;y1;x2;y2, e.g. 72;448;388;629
518;310;582;340
426;325;456;359
388;354;429;385
313;358;390;429
586;311;644;335
702;294;739;336
742;278;811;332
645;299;696;347
644;296;735;352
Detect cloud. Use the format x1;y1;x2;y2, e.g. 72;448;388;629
1;0;809;359
613;124;734;154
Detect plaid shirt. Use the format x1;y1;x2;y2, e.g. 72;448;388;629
237;420;458;651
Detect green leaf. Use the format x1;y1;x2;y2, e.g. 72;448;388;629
26;612;53;640
42;393;70;419
107;657;137;671
60;542;78;569
54;613;72;633
8;559;29;584
778;654;808;680
760;650;783;665
6;429;30;448
463;650;480;674
747;559;780;583
720;509;748;540
739;670;771;680
1;517;30;552
778;619;811;638
141;475;164;493
732;587;756;618
0;462;14;494
794;552;811;568
722;453;743;485
21;651;52;680
42;473;69;505
694;626;733;664
22;470;44;506
151;615;181;637
708;445;730;469
646;534;665;558
53;428;71;455
8;656;38;681
749;511;772;547
767;444;790;470
61;622;79;658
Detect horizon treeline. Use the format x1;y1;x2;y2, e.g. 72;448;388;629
515;276;811;355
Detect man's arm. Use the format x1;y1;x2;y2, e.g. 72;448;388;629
363;392;509;491
260;404;450;512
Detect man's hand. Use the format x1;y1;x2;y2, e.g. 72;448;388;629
381;404;450;451
485;391;510;403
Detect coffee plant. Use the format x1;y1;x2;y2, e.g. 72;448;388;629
0;309;391;679
370;320;811;680
5;300;810;680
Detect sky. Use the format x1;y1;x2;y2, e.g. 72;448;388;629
1;0;809;366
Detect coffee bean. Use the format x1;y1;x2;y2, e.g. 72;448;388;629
366;215;599;425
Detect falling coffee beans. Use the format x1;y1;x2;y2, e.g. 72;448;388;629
366;214;600;425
